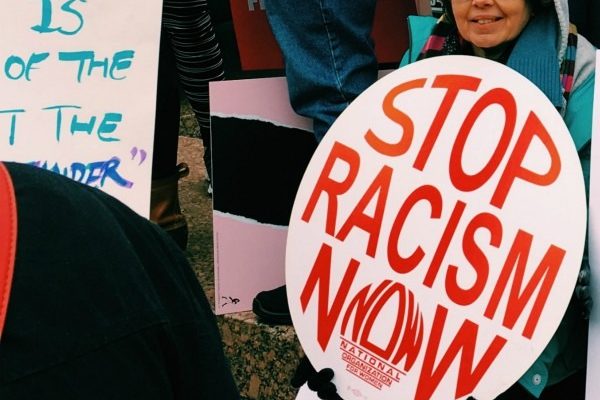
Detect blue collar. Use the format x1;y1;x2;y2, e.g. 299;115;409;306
507;10;563;108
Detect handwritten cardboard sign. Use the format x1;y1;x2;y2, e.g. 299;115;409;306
0;1;162;216
286;56;587;399
586;49;600;400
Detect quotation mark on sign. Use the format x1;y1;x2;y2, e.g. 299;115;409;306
130;147;147;165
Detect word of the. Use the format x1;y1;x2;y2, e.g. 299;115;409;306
2;50;135;82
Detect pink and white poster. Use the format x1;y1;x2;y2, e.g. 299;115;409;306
209;77;316;314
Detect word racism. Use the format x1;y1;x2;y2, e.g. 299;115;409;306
299;74;567;398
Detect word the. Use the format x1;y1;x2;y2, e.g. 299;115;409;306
59;50;135;82
0;105;122;145
44;105;122;142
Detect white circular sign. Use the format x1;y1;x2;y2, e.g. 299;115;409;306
286;56;587;400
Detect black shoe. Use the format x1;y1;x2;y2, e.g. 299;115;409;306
252;285;293;325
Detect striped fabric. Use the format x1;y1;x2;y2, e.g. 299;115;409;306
417;18;465;60
417;17;578;102
162;0;225;132
560;24;578;101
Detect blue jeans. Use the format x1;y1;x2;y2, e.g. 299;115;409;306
265;0;378;142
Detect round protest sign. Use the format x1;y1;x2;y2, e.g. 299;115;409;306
286;55;587;400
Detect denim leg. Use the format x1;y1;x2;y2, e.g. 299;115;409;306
265;0;378;142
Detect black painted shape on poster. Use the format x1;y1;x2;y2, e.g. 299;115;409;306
211;116;318;226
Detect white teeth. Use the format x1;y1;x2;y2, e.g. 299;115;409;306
477;18;495;24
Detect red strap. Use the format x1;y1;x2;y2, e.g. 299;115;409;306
0;162;17;340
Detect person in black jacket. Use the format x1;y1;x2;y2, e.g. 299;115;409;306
0;161;239;400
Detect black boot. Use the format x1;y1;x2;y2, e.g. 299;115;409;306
252;285;292;325
150;163;190;250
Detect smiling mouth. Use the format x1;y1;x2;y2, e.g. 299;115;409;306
472;17;502;24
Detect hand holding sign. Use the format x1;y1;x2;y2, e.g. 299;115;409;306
286;56;587;400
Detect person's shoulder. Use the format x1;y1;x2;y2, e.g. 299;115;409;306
407;15;438;46
565;36;595;150
402;15;438;66
407;15;438;32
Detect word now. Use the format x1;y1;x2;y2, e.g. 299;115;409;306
30;157;133;188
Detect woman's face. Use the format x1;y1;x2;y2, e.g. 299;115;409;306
451;0;533;50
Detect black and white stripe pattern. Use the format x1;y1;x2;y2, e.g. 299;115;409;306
162;0;225;132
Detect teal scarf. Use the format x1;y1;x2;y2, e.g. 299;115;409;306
418;9;577;108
